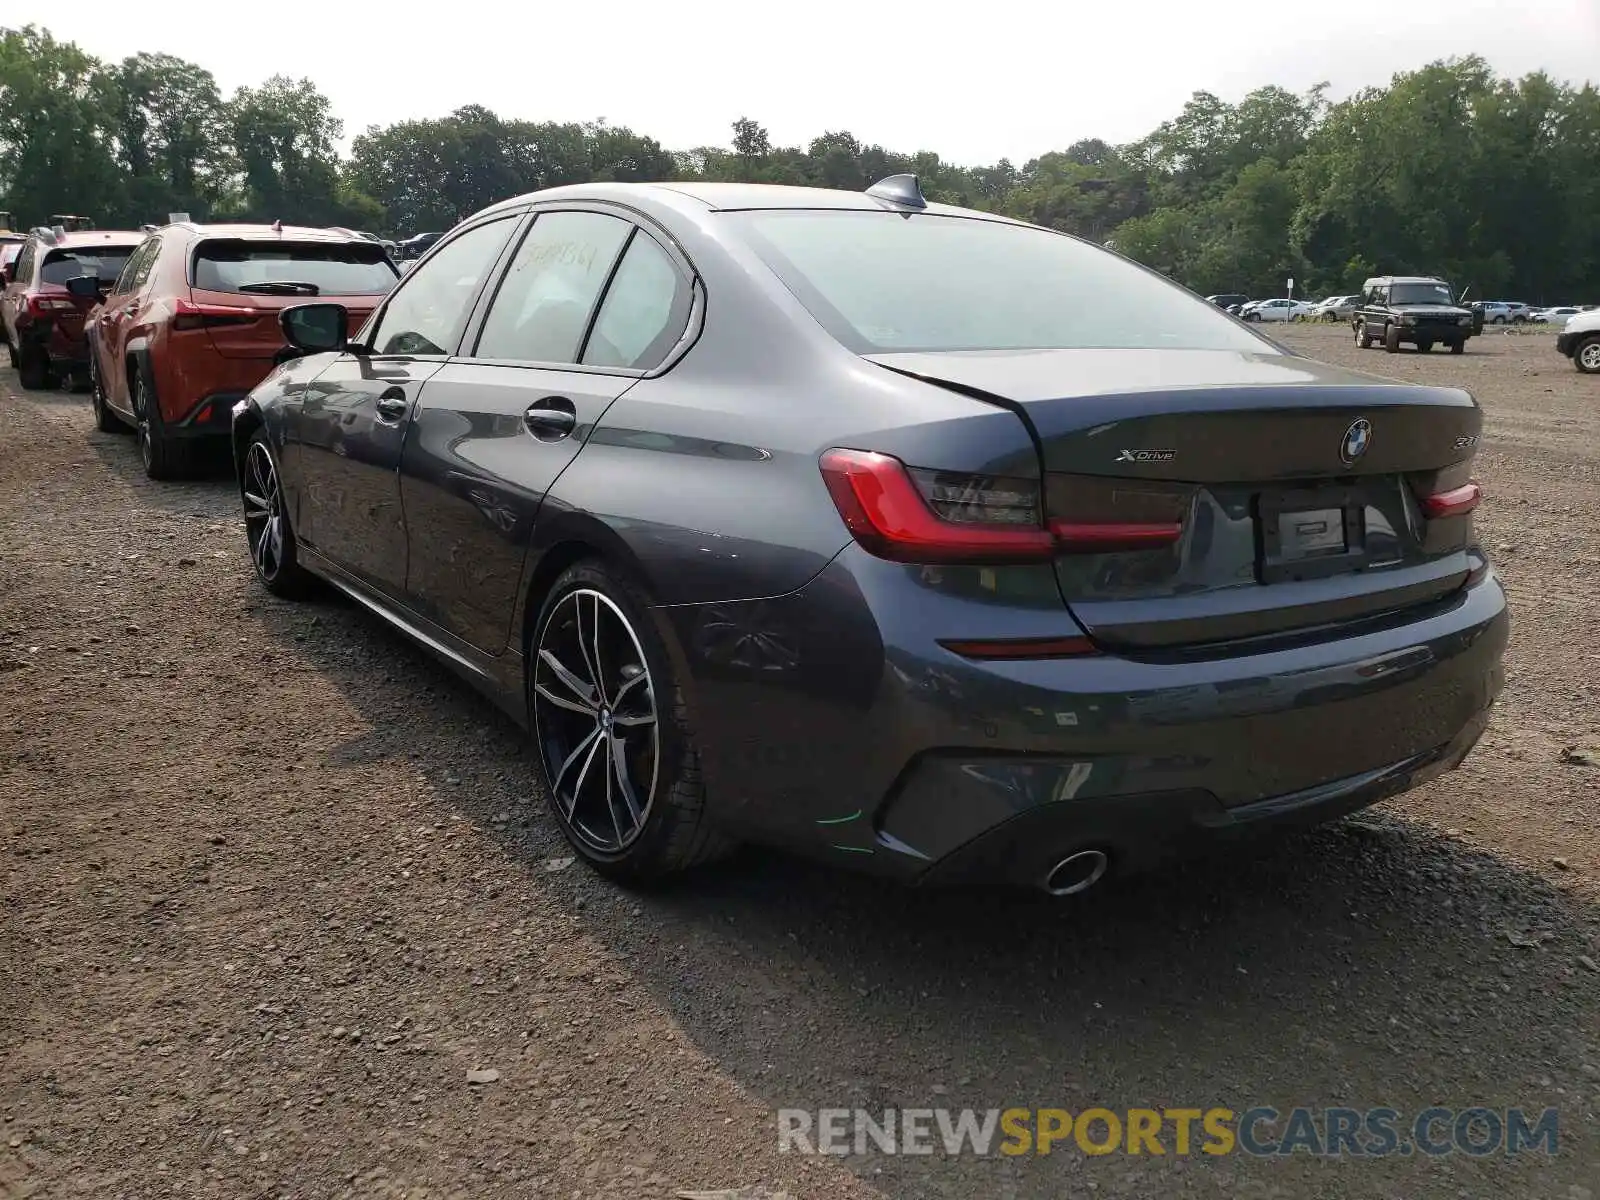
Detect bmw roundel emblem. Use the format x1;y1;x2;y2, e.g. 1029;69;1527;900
1341;418;1372;465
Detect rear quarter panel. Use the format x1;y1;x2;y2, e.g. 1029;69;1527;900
536;203;1042;609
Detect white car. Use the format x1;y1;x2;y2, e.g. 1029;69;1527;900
1242;298;1316;323
1481;301;1533;324
1532;306;1581;325
1555;308;1600;374
1311;295;1360;321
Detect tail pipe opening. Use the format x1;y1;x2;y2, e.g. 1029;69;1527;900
1043;848;1110;896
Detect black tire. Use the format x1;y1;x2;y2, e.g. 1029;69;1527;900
17;344;51;390
1354;321;1372;349
241;431;316;598
1417;340;1433;353
88;354;127;432
1384;325;1401;353
529;559;732;884
132;366;189;480
1450;340;1466;355
2;329;17;371
1576;334;1600;375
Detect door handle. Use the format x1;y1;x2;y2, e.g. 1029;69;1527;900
524;396;577;442
375;387;409;422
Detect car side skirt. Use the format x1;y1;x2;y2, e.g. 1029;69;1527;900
296;544;529;729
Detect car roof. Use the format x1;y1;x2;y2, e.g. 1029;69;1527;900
474;179;1015;225
176;223;376;243
43;230;145;249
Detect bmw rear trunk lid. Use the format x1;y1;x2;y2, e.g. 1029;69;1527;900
868;348;1485;652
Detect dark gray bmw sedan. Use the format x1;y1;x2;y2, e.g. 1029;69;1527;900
233;176;1507;894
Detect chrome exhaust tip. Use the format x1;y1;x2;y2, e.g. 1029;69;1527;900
1043;849;1109;896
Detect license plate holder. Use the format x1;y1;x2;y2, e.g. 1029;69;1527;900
1256;486;1369;583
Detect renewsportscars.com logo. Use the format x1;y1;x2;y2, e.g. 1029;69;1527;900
777;1106;1559;1158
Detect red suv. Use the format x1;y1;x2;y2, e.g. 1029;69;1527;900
2;229;143;390
86;223;399;479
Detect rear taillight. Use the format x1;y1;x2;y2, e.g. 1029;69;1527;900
1419;482;1482;519
820;450;1199;564
820;449;1055;564
1410;461;1482;519
172;298;258;331
1045;474;1191;553
26;296;75;318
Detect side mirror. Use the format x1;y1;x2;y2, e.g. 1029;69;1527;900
281;303;349;354
66;274;102;300
0;264;13;285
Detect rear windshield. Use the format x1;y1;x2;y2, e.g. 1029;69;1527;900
731;210;1270;354
192;240;398;296
42;246;136;284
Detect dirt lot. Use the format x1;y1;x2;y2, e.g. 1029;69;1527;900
1;324;1597;1199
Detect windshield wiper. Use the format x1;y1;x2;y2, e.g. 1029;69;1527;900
237;281;321;295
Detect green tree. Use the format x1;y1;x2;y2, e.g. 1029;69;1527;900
108;52;227;222
225;75;378;227
0;25;121;226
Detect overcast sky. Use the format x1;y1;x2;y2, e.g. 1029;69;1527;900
13;0;1599;163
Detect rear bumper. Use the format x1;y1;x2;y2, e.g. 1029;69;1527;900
15;321;88;368
908;711;1489;888
662;550;1509;886
168;391;246;438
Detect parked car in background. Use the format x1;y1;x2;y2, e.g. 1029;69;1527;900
84;222;399;479
1353;276;1475;354
394;231;445;260
1531;306;1581;325
1242;298;1315;322
1312;295;1360;321
1556;308;1600;374
1205;293;1249;311
1;227;142;389
329;227;399;258
232;176;1505;891
1481;300;1533;324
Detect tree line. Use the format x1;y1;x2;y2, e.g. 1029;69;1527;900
3;23;1598;301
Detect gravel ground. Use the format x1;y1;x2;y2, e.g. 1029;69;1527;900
1;325;1597;1199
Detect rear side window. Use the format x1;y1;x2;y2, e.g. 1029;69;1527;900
732;210;1269;354
474;211;631;363
193;240;398;296
41;246;137;285
583;232;691;370
111;238;158;294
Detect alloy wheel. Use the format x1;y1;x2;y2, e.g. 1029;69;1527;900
242;441;286;581
532;588;659;855
1580;342;1600;372
134;380;154;470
